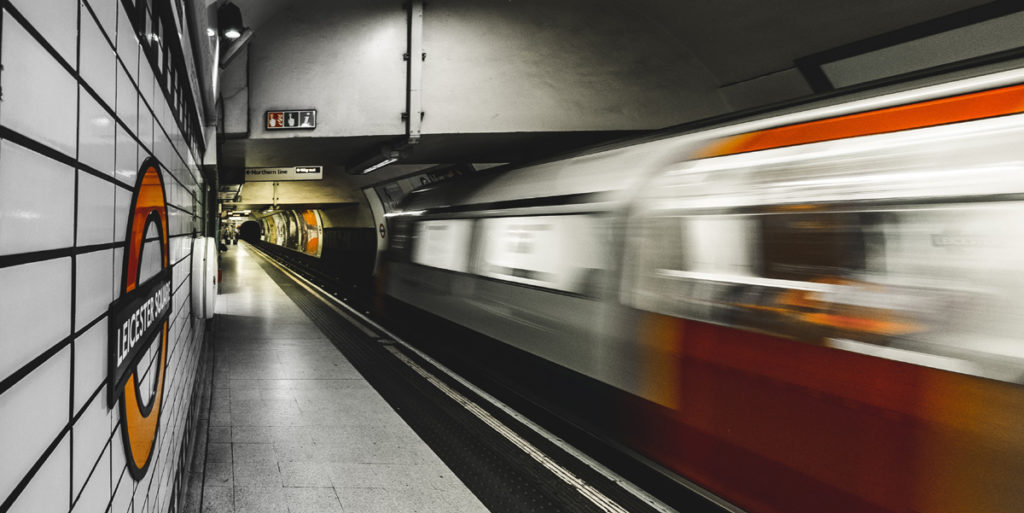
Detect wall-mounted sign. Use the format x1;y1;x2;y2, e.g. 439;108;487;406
266;109;317;130
108;157;172;480
245;165;324;182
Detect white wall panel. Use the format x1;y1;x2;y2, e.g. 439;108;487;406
112;247;124;296
77;171;116;246
113;186;132;242
72;393;110;495
79;7;117;108
86;0;117;42
0;20;78;155
0;347;71;503
0;258;72;382
70;442;109;513
110;426;127;485
114;125;139;186
139;103;155;153
9;0;77;63
0;141;75;255
116;1;139;80
73;318;107;413
8;432;70;513
116;64;139;135
111;468;132;513
74;249;113;331
79;87;117;175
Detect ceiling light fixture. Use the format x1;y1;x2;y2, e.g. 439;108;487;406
347;146;403;175
217;2;244;40
361;157;399;175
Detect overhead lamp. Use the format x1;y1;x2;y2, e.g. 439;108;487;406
347;147;402;175
217;2;244;40
361;156;399;175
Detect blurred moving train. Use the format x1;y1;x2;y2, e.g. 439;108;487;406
383;68;1024;513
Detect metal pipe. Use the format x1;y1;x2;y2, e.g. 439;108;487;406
406;0;424;144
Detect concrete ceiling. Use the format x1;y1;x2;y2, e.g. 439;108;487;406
215;0;999;197
231;0;991;86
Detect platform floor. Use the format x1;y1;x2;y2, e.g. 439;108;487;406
197;244;487;513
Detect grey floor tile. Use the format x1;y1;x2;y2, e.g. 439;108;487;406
371;463;459;490
336;487;395;513
232;425;315;444
326;463;386;489
278;460;332;488
201;485;233;513
208;426;231;444
228;379;260;390
273;441;321;462
230;425;277;444
204;461;233;488
233;461;283;488
232;443;277;464
233;486;288;513
183;472;204;513
231;410;307;427
210;410;232;428
207;443;232;463
284;488;343;513
229;387;262;401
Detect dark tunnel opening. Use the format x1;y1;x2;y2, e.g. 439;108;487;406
239;220;261;243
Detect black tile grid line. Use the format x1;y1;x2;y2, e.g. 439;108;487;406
70;0;84;506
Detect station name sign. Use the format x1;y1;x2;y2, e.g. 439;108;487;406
266;109;316;130
245;166;324;182
107;267;172;405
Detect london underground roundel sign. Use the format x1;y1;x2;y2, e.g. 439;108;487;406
107;157;171;480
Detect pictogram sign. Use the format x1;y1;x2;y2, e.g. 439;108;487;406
266;109;316;130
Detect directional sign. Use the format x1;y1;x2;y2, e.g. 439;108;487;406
266;109;317;130
245;166;324;182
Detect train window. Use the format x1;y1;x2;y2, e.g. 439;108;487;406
474;215;607;295
760;211;881;281
680;215;759;276
411;219;473;272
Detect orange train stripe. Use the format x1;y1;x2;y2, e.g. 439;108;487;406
698;83;1024;158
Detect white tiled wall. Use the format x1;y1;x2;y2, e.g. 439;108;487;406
0;141;76;254
8;433;71;513
1;18;78;155
0;258;72;381
0;1;209;512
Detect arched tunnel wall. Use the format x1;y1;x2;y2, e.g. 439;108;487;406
252;207;377;305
